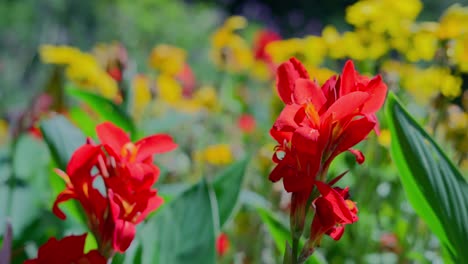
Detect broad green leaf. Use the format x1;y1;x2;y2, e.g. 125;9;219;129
68;106;98;138
13;135;49;181
139;179;216;264
40;115;86;170
213;157;249;228
67;87;136;139
40;115;87;224
386;92;468;262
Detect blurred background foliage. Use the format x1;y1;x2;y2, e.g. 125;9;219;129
1;0;468;263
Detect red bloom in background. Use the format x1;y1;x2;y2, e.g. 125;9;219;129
253;30;281;64
309;181;358;245
24;234;106;264
216;233;230;257
238;114;256;133
52;122;177;257
270;58;387;193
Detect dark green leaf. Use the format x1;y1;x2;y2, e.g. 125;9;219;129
139;179;216;264
386;92;468;261
40;115;86;170
67;87;136;139
213;157;249;228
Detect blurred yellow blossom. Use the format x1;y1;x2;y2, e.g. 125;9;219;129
200;144;233;165
342;29;388;60
403;23;440;62
346;0;422;36
40;45;119;99
211;16;253;72
149;44;187;75
267;36;326;67
156;74;183;104
308;66;337;85
438;4;468;39
388;62;462;104
131;75;152;119
192;85;219;111
448;34;468;72
321;25;346;59
0;119;8;145
377;129;391;147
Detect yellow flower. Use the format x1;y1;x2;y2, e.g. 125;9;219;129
341;30;388;60
448;34;468;72
39;45;119;99
0;119;8;145
202;144;233;165
149;44;187;75
193;85;219;111
321;25;346;59
438;4;468;39
131;75;152;119
346;0;422;36
156;74;183;104
438;70;462;98
266;36;326;67
211;16;253;72
393;63;462;103
377;129;391;147
308;66;337;86
403;23;440;62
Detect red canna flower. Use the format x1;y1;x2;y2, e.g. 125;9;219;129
309;181;358;245
253;29;281;64
270;58;387;193
238;114;256;133
52;122;177;257
24;234;106;264
216;233;230;257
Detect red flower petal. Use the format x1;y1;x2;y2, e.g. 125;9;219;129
360;75;388;115
112;219;136;253
323;91;369;121
66;144;101;176
333;117;376;156
52;189;77;220
291;127;320;155
96;122;130;154
135;134;177;162
276;58;309;104
315;181;354;223
293;78;326;108
339;60;357;97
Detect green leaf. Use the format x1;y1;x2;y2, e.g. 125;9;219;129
386;92;468;261
213;157;249;228
68;106;98;138
40;115;87;224
40;115;86;170
257;208;324;264
13;135;50;181
139;179;216;264
67;87;136;139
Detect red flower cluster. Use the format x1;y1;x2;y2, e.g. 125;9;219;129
269;58;386;249
24;234;106;264
52;122;177;258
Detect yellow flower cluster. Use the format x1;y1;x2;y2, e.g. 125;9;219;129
39;45;119;99
136;44;221;115
211;16;253;72
197;144;233;166
383;61;462;104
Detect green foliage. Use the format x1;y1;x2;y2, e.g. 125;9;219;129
213;157;249;228
67;87;137;139
386;93;468;262
138;179;216;264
